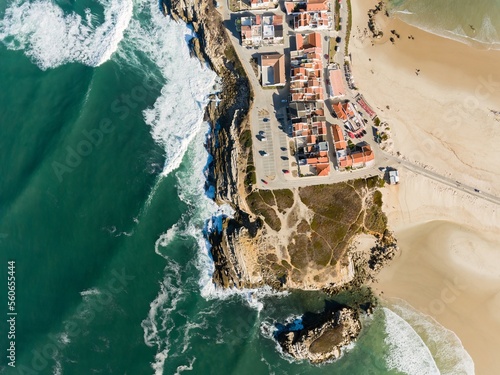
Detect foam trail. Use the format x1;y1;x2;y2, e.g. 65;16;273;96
175;358;196;375
383;307;440;374
141;260;185;375
388;299;475;375
0;0;133;69
117;0;217;179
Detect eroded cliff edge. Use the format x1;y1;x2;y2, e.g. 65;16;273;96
162;0;398;293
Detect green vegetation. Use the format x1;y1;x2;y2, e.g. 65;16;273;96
344;0;353;56
229;0;240;12
334;0;341;31
245;177;389;284
364;185;388;233
365;204;387;233
374;117;381;127
366;176;378;189
373;190;383;207
239;129;252;148
244;164;256;188
274;189;294;213
287;183;363;269
246;190;281;231
224;45;246;77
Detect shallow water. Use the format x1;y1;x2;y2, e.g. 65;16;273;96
388;0;500;49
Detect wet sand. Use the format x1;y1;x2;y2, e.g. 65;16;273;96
349;1;500;373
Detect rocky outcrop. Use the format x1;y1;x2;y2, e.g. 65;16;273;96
276;306;362;364
367;1;386;38
163;0;251;206
162;0;264;287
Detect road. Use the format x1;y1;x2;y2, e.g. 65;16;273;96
381;151;500;206
216;1;500;206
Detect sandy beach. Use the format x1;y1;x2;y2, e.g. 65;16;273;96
349;1;500;373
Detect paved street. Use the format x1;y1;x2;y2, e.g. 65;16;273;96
215;1;500;206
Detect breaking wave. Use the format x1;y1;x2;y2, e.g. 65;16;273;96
383;307;440;374
0;0;133;69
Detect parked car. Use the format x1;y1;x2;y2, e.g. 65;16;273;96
263;118;270;122
261;179;268;185
259;150;268;156
283;169;290;174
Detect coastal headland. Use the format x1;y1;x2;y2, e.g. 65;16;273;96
163;0;500;368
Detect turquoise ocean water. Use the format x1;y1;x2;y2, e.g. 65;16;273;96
0;0;482;373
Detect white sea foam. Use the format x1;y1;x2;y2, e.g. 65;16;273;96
141;260;185;375
388;299;475;375
174;357;196;375
383;307;440;375
0;0;133;69
80;288;100;296
394;9;414;15
154;223;180;258
118;0;217;179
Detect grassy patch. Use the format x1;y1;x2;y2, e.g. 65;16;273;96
373;190;383;207
365;204;387;234
224;45;246;77
239;129;252;148
246;191;281;231
345;0;352;55
274;189;295;213
334;0;341;31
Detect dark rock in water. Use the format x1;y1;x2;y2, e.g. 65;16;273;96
275;303;361;364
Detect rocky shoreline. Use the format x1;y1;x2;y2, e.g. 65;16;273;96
275;304;362;363
162;0;263;289
162;0;398;364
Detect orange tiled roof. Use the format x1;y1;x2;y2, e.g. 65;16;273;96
317;164;330;176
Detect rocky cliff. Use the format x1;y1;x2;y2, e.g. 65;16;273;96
162;0;263;288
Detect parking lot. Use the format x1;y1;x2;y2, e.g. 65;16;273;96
256;112;276;179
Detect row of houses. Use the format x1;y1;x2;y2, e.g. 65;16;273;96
290;33;324;102
290;102;330;177
288;33;331;177
332;125;375;169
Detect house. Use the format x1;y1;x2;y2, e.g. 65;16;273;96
284;0;331;30
240;14;283;47
240;16;262;46
328;67;346;98
332;124;347;151
261;53;286;87
289;102;330;177
389;169;399;184
337;144;375;169
250;0;276;9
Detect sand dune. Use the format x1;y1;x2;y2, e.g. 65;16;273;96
349;1;500;373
